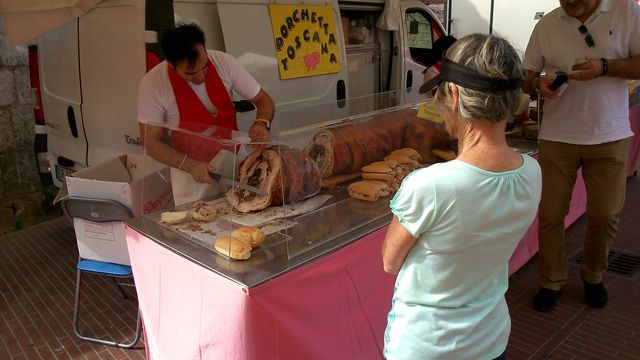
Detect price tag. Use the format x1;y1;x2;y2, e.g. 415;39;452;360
416;102;443;123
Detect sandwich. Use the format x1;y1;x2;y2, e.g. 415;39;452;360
231;226;266;248
389;148;422;163
432;149;457;161
384;153;421;179
214;235;252;260
191;202;216;222
384;154;420;169
160;211;189;225
347;180;392;202
361;160;398;183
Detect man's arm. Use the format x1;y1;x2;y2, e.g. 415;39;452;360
382;215;417;275
247;88;275;143
605;55;640;80
139;122;213;184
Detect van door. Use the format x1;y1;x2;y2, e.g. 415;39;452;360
78;0;145;166
399;1;445;104
215;0;349;132
38;20;85;187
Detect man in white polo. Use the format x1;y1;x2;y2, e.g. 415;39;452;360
523;0;640;312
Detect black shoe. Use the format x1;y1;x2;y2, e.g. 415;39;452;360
533;288;563;312
583;279;608;308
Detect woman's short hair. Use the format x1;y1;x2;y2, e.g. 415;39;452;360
160;23;206;67
434;34;524;122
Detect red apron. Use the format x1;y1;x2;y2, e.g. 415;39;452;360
168;59;238;162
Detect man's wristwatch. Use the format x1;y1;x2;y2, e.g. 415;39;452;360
600;58;608;77
254;118;271;131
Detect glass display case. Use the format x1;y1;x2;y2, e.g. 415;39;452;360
130;91;532;287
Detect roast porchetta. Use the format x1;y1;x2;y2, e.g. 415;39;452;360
303;108;450;178
226;145;322;213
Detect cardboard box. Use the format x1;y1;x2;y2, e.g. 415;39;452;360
57;154;174;265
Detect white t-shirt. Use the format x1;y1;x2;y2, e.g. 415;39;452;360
137;50;261;129
384;155;542;360
524;0;640;144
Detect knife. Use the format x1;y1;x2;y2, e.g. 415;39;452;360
208;172;267;196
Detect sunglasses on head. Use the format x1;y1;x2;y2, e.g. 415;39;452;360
578;25;595;47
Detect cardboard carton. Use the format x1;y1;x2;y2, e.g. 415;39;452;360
57;154;174;265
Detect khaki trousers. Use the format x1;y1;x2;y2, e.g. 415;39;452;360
537;138;631;289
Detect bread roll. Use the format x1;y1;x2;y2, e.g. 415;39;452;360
214;235;252;260
389;148;421;163
384;154;420;168
361;161;398;183
432;149;457;161
160;211;188;225
231;226;266;248
347;180;391;202
191;202;216;222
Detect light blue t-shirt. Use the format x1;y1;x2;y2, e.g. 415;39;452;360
384;155;541;360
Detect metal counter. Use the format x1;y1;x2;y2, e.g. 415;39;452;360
125;185;392;289
125;132;538;289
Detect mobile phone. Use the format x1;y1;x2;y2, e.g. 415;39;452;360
549;71;569;91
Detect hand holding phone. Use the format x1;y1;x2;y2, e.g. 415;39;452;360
549;71;569;91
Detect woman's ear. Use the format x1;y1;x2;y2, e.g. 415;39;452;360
448;82;459;113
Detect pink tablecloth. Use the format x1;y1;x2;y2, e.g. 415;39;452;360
125;226;395;360
507;170;587;275
628;103;640;175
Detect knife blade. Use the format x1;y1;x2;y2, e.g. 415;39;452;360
208;172;267;196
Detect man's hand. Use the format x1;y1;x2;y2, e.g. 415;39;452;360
184;159;215;184
569;58;603;81
248;88;275;149
536;75;565;99
248;121;271;149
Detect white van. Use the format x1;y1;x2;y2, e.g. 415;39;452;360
448;0;559;54
33;0;446;187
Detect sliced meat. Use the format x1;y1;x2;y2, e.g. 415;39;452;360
226;145;322;213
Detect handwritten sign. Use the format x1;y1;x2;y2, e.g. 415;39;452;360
269;4;341;79
416;102;443;123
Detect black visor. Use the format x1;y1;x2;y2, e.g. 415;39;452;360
419;58;523;94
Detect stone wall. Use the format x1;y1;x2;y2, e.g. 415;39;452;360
0;21;53;234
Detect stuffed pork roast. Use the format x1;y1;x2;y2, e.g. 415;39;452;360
226;145;322;213
303;108;450;178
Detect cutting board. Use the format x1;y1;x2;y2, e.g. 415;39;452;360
321;172;361;188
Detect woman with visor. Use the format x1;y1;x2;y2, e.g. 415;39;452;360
382;34;542;360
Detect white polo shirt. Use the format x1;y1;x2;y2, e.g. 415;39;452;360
524;0;640;144
137;50;261;129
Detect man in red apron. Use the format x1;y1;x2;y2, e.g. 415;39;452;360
137;23;274;205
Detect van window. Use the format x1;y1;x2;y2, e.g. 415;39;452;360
405;9;442;67
145;0;174;71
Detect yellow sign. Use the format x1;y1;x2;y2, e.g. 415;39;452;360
269;4;341;80
416;101;443;123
